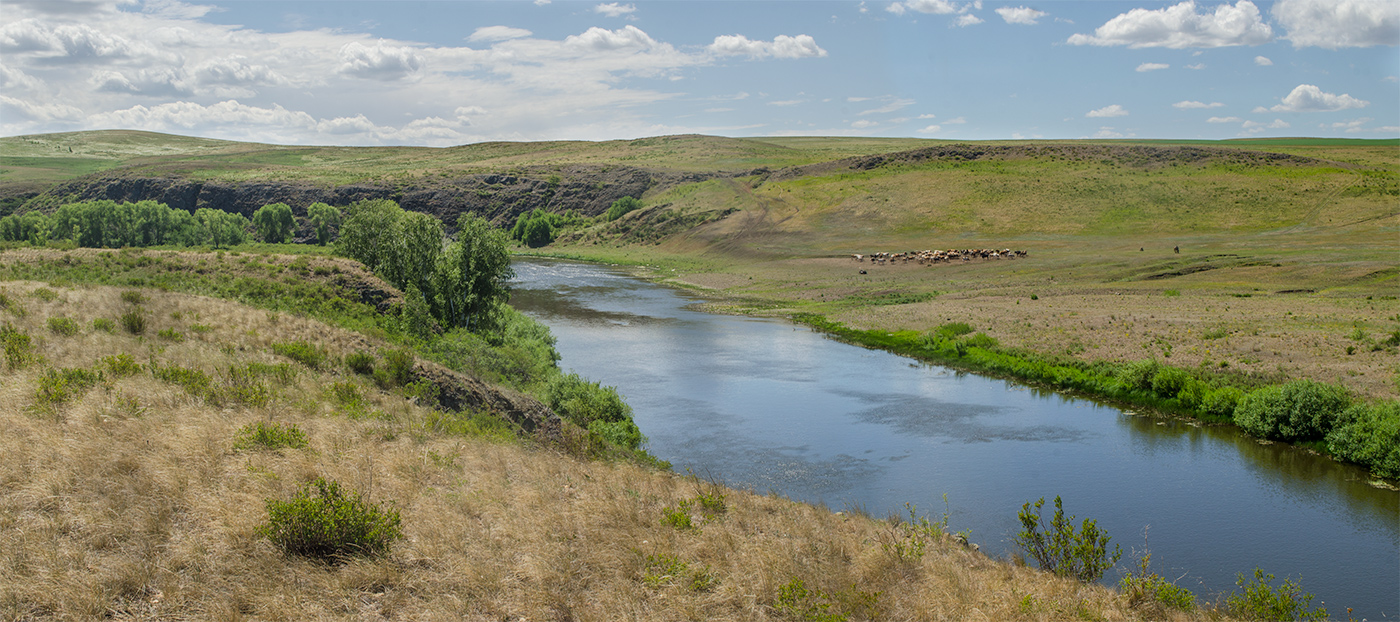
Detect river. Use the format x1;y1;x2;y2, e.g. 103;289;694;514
509;257;1398;620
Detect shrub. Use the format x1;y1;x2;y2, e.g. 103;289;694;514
1150;367;1192;399
376;349;415;387
120;290;147;305
1234;380;1351;443
1;323;38;369
1202;386;1245;419
91;317;116;333
775;579;847;622
933;321;974;339
45;316;79;336
1119;552;1195;612
120;309;146;334
152;363;213;399
605;196;643;221
1163;289;1180;297
546;372;639;448
1118;359;1160;392
661;503;695;531
101;353;143;377
1326;400;1400;478
588;418;644;450
30;288;57;302
1224;568;1327;621
271;341;329;370
256;477;402;562
35;367;104;406
963;332;999;349
157;327;185;342
1013;496;1121;582
345;351;375;375
233;421;309;451
640;553;717;592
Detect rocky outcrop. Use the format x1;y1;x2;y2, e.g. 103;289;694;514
412;360;565;443
26;165;725;232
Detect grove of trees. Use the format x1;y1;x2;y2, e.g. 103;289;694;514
0;200;253;248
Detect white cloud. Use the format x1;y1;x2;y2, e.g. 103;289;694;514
916;124;941;133
704;107;733;113
469;26;532;43
565;25;660;51
337;40;423;80
593;3;637;18
944;116;967;124
848;96;871;102
1067;0;1272;48
707;34;826;59
1174;100;1225;109
996;6;1046;25
768;99;803;106
1086;104;1128;118
858;98;914;115
91;67;191;96
916;113;936;119
1242;118;1289;129
0;18;163;62
0;94;85;122
1328;117;1372;133
534;0;550;5
1272;0;1399;48
1185;62;1206;69
0;62;39;90
851;119;878;129
1093;127;1125;138
888;0;960;15
1375;126;1400;134
1264;84;1369;112
1207;116;1242;123
1136;62;1169;72
955;14;983;27
1254;55;1272;65
193;56;288;90
1386;76;1399;83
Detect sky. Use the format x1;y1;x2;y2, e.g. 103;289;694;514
1;0;1397;146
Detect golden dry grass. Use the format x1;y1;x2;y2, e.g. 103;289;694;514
1;282;1228;621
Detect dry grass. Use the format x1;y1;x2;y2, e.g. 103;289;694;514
0;282;1230;621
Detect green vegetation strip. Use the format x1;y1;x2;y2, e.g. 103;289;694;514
791;313;1399;480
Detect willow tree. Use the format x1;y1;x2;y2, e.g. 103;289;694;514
434;212;513;331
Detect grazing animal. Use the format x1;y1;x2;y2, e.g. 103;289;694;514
1174;245;1180;254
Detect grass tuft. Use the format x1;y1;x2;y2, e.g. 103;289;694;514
233;421;310;451
256;477;402;562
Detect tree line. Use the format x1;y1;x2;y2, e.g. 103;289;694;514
0;200;343;247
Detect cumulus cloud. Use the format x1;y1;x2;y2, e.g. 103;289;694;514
944;116;967;124
916;113;936;119
0;19;161;62
858;98;914;115
1174;100;1224;108
916;124;941;133
707;34;826;59
1242;118;1289;129
1136;62;1169;72
469;26;532;43
0;63;40;90
1093;127;1126;138
0;94;85;122
768;99;803;106
1185;62;1206;69
1086;104;1128;118
1327;117;1372;133
1272;0;1399;48
193;56;288;89
91;67;191;96
996;6;1046;25
888;0;960;15
565;25;658;51
337;40;423;80
1261;84;1369;112
593;3;636;17
1207;116;1243;122
851;119;878;129
1068;0;1272;48
955;14;983;26
1254;55;1272;65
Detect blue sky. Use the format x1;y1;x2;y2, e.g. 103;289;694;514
2;0;1396;145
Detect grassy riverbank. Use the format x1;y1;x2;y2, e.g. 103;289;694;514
1;252;1277;621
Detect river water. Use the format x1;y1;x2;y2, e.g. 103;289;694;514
510;257;1398;619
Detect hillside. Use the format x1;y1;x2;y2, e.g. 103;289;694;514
0;254;1239;621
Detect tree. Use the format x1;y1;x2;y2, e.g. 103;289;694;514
433;212;513;330
381;211;444;300
194;208;249;248
605;196;643;221
338;199;403;272
252;202;297;243
307;202;341;245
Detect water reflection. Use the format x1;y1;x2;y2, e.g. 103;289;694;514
510;257;1399;620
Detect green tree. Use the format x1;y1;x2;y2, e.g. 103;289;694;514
252;202;297;243
605;196;643;221
307;202;341;245
194;208;249;248
338;199;403;272
433;212;513;330
381;211;444;299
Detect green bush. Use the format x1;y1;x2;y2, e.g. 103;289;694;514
152;363;213;399
1;323;38;369
256;477;402;562
588;419;644;450
46;316;79;336
546;372;639;448
35;367;104;406
1326;400;1400;478
233;421;309;451
120;309;146;334
120;290;147;305
378;349;414;387
1119;553;1195;612
1117;359;1160;393
1224;568;1326;621
1150;367;1192;399
346;351;375;375
30;288;57;302
962;332;999;349
271;341;329;370
157;327;184;342
605;196;643;221
101;353;143;377
932;321;974;340
1202;386;1245;419
1234;380;1350;442
1013;496;1122;582
91;317;116;333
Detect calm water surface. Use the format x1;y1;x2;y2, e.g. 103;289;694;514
511;258;1398;619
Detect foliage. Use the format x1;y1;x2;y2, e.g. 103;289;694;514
880;501;948;562
46;316;79;336
234;421;310;451
931;321;974;340
307;202;341;245
120;290;147;305
271;340;329;370
157;327;185;342
194;208;250;248
395;283;440;341
510;208;560;248
119;309;146;334
346;351;375;375
16;200;253;248
1014;496;1122;582
35;367;104;407
640;553;716;592
661;503;695;531
101;353;143;377
252;202;297;244
606;196;643;221
378;349;415;388
1119;552;1195;612
1;323;39;369
1326;400;1400;478
152;363;214;398
1234;380;1351;442
91;317;115;332
774;579;847;622
433;212;514;331
546;372;642;449
256;477;402;562
1224;568;1327;621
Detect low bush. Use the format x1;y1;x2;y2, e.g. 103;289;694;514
91;317;115;333
46;316;80;336
546;372;642;449
233;421;309;451
1119;552;1195;612
931;321;974;340
256;477;402;562
1224;568;1327;621
1326;400;1400;478
101;353;143;377
157;327;184;342
1117;359;1160;393
1202;386;1246;420
376;349;414;387
1013;496;1121;582
35;367;104;407
152;363;213;399
1234;380;1350;443
346;351;375;375
120;290;147;305
120;309;146;335
640;553;717;592
30;288;57;302
271;341;329;370
1150;367;1192;399
1;323;39;369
